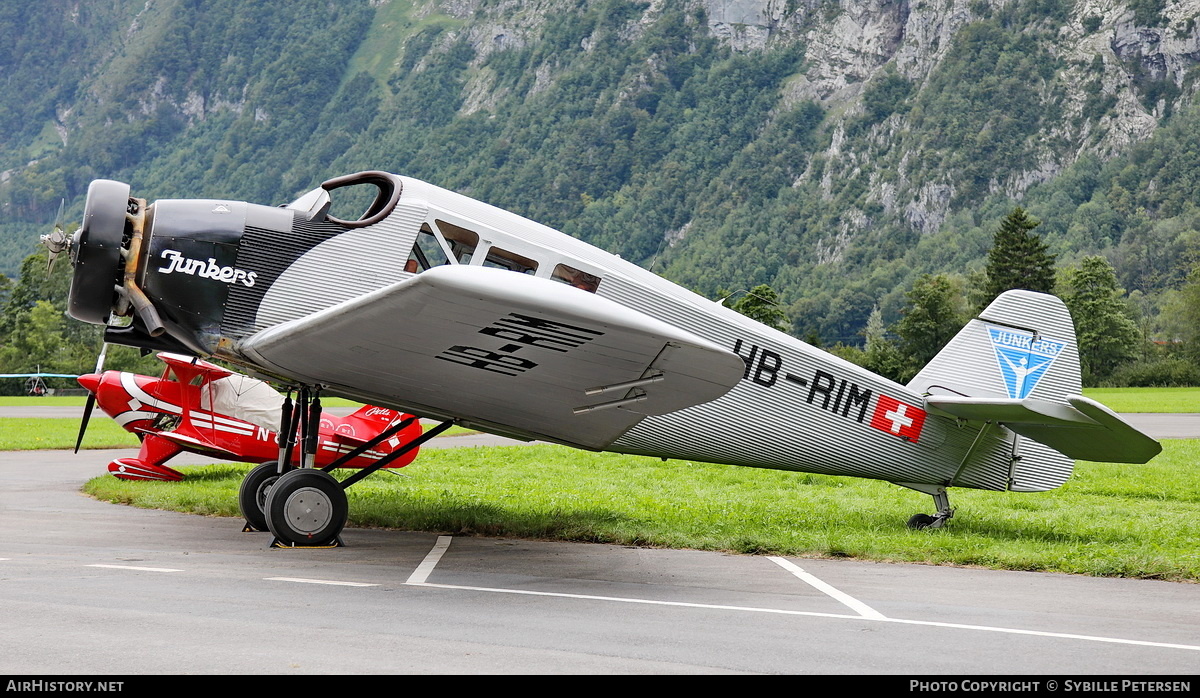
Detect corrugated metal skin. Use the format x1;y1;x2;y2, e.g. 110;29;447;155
250;201;426;334
904;290;1080;491
230;176;1079;493
601;273;1026;491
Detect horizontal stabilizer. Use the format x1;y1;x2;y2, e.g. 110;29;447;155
926;394;1161;464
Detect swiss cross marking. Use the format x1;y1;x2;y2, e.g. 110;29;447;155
869;395;926;442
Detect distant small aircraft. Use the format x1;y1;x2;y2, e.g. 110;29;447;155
50;172;1160;546
76;351;423;532
0;370;79;396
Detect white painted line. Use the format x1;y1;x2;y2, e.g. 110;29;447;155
768;556;887;620
264;577;379;587
407;535;453;585
408;581;862;619
407;581;1200;653
87;564;183;573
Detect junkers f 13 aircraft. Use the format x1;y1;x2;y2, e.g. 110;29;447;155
55;171;1160;546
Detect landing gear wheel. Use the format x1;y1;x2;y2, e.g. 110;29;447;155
264;469;348;547
238;461;285;532
907;513;937;529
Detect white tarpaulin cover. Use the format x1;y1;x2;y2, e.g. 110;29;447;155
199;373;284;433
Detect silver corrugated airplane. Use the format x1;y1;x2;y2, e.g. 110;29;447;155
54;172;1161;546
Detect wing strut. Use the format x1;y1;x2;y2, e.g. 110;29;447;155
337;420;453;489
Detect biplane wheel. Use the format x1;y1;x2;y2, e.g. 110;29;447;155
238;461;285;532
263;469;348;546
907;513;937;529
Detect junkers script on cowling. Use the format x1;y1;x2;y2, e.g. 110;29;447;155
157;249;257;287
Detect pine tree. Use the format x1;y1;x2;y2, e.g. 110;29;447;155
1059;256;1140;382
982;207;1056;307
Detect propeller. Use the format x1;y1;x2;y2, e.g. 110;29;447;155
40;199;69;273
74;338;110;454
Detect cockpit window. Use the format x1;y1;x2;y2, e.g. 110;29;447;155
551;263;601;293
482;247;538;275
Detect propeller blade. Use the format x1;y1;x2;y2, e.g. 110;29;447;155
75;392;96;454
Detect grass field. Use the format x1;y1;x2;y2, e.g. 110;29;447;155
6;387;1197;581
81;440;1200;582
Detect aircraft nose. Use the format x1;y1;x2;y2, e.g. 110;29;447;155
77;373;101;393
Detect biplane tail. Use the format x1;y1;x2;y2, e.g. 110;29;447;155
906;289;1160;490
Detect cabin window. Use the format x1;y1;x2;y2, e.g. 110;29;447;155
407;227;449;272
406;221;480;272
433;219;480;264
551;263;601;293
482;246;539;275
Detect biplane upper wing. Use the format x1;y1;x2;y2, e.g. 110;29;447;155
925;394;1162;464
239;265;745;449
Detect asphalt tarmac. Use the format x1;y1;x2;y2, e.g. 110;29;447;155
0;413;1196;675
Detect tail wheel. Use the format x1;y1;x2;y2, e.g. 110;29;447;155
263;469;348;546
238;461;286;532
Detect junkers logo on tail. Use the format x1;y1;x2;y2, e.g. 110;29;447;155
158;249;257;287
987;327;1065;399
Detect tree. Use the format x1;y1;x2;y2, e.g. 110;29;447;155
1059;256;1140;382
981;207;1056;307
893;274;967;380
725;284;790;333
861;304;905;381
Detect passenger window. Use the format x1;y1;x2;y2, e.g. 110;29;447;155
482;247;539;275
408;227;448;272
551;263;601;292
434;219;480;264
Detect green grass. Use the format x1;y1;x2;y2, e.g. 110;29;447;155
1081;387;1200;413
0;418;141;449
82;440;1200;582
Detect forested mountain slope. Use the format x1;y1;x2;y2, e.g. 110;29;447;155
1;0;1198;344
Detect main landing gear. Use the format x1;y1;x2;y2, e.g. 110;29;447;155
236;386;452;547
899;484;954;530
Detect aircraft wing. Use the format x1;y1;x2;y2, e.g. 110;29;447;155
133;428;241;460
239;265;745;449
925;394;1161;464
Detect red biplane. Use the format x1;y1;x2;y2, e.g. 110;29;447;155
76;352;424;531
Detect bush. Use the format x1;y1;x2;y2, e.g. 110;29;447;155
1104;357;1200;387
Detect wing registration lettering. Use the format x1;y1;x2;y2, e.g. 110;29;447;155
437;313;605;377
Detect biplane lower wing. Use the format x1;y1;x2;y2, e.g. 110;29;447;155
239;265;745;450
925;394;1162;464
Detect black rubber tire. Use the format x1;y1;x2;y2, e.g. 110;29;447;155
263;469;348;546
907;513;937;530
238;461;285;532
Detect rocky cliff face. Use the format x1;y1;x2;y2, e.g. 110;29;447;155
421;0;1199;250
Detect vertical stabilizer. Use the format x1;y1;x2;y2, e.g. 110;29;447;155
907;290;1081;402
906;290;1159;492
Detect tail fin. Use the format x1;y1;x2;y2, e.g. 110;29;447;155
907;290;1160;491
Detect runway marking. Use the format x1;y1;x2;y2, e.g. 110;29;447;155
404;581;1200;653
768;556;886;619
265;577;379;587
87;564;183;573
407;535;453;585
